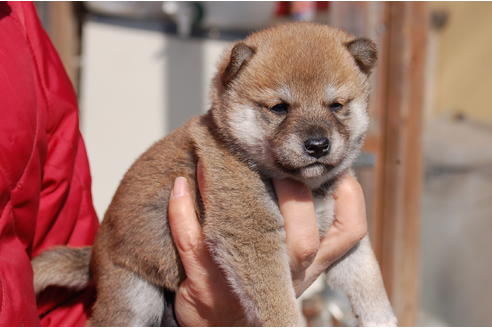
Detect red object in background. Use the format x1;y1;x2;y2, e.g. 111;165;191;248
0;2;99;326
275;1;291;17
316;1;330;12
275;1;330;19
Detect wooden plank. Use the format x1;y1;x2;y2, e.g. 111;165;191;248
376;3;428;325
46;2;80;88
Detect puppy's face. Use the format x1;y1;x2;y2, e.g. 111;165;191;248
212;23;377;188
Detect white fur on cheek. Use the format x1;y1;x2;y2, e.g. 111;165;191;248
348;99;369;140
228;104;265;148
325;83;369;142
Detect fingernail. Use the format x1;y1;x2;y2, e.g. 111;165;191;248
172;177;188;198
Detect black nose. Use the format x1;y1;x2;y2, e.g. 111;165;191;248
304;137;330;159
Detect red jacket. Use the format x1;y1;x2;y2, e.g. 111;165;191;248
0;2;99;326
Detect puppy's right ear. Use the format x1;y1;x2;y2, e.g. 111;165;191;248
222;43;255;86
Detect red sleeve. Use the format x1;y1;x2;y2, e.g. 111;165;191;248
6;2;99;326
24;5;99;258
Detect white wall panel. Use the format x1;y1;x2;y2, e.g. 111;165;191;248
80;17;230;218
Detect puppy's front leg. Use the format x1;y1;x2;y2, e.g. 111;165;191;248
326;236;397;326
202;197;302;326
196;157;302;325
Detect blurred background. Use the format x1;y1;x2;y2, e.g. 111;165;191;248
35;1;492;326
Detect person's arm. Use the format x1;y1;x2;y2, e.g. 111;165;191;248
168;166;368;326
11;3;100;325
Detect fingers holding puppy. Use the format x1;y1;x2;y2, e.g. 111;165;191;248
169;166;368;312
168;173;245;326
273;173;368;297
274;179;320;276
168;176;212;280
315;174;368;268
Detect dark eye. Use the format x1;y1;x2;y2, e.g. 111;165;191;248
270;102;289;114
329;102;344;112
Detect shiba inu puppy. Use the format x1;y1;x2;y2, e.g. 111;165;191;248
33;23;396;326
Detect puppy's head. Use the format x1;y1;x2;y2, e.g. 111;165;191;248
210;23;377;188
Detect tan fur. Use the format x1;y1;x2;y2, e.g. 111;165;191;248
32;23;395;326
32;246;91;294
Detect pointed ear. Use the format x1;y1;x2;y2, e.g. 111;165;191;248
345;38;377;74
222;43;255;86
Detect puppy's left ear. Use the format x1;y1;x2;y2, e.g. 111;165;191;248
345;38;377;74
222;42;255;86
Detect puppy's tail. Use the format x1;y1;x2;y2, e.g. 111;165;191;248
32;246;92;295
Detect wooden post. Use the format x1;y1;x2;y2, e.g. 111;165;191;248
44;2;80;88
375;2;428;325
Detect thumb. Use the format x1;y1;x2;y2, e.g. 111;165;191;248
168;177;217;281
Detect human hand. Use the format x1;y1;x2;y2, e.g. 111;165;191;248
168;168;245;326
168;167;368;326
273;174;368;296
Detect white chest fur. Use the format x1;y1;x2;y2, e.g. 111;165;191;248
314;194;335;237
